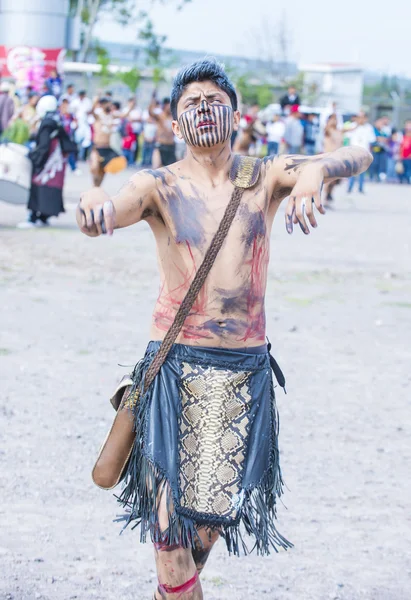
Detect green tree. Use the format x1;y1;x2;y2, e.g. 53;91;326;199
235;75;274;108
256;84;273;107
138;18;174;89
69;0;191;62
94;42;112;83
92;39;141;94
117;67;141;94
236;75;259;106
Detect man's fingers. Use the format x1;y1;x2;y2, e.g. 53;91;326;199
78;190;113;238
304;196;318;228
93;204;103;236
313;190;326;215
295;197;310;234
285;197;295;234
85;208;95;229
103;200;115;236
79;207;88;229
100;208;107;235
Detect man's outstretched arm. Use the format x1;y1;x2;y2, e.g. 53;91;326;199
76;171;156;237
277;146;373;182
269;146;373;234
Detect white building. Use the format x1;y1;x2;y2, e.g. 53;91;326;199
299;63;364;114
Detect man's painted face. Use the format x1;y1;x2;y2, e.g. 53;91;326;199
178;99;233;148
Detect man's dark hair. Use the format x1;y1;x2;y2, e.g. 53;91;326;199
170;59;238;119
79;90;86;96
67;83;74;89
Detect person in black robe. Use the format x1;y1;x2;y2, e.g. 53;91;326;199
18;95;76;228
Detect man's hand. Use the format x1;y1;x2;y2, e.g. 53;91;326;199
271;147;372;234
77;188;116;237
285;164;326;235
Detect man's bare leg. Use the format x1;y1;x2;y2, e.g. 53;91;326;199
152;485;222;599
90;149;105;187
154;543;202;600
153;527;219;597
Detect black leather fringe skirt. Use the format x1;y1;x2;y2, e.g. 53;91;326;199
116;341;292;556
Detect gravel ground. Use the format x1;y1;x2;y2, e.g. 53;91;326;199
1;166;410;600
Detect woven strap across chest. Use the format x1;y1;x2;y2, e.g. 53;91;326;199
142;155;262;393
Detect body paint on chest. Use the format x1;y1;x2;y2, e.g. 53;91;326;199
240;204;267;249
153;177;207;248
211;205;269;342
145;168;207;246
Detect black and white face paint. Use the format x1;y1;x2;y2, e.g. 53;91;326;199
178;100;233;148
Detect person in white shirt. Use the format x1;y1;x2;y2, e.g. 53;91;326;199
266;114;285;156
70;91;93;161
60;83;77;106
71;90;92;123
347;112;376;193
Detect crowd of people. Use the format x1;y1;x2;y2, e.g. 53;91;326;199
1;78;410;226
0;79;183;174
234;87;411;198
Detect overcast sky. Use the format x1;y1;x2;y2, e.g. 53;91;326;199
95;0;411;77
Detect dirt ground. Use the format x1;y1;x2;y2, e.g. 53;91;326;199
1;165;410;600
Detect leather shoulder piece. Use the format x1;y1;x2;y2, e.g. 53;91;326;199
229;155;262;189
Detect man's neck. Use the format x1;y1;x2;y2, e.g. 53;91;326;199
184;144;233;187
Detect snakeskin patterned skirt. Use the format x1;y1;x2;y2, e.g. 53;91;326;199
117;341;291;556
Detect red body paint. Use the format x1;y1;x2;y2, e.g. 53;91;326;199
153;242;212;341
158;572;199;597
240;209;269;342
154;542;182;552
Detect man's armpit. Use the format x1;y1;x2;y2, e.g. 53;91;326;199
272;184;293;203
263;156;294;203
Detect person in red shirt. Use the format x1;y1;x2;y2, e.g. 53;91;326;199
122;119;137;167
399;120;411;183
59;98;79;173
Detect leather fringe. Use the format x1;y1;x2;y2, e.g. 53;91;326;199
115;358;292;556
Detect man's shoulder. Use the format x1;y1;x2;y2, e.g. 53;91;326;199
261;154;284;184
136;166;176;187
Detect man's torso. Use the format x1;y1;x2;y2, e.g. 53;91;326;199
156;113;175;145
139;159;285;348
93;112;113;148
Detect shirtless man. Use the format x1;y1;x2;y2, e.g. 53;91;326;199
89;97;126;187
233;103;265;156
149;94;176;167
77;60;372;600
